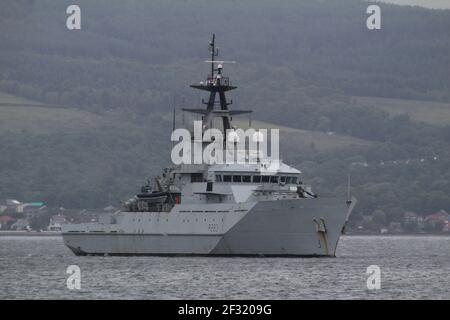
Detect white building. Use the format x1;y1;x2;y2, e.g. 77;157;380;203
47;214;66;231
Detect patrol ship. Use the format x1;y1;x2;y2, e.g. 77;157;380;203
62;35;355;257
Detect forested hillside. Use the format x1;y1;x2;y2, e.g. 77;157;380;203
1;0;450;229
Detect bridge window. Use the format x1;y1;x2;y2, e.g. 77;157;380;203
219;174;290;184
232;175;242;183
191;173;203;183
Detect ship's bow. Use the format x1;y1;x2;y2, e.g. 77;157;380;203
212;197;354;257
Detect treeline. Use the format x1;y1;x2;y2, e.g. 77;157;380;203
0;113;173;208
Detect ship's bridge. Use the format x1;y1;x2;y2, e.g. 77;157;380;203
209;162;300;174
208;161;301;185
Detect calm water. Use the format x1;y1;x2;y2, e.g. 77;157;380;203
0;235;449;299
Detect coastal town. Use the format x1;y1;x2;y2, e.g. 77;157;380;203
0;198;448;235
0;199;116;234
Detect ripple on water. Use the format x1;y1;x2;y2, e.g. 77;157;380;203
0;235;449;299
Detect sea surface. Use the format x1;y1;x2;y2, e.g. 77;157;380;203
0;235;449;300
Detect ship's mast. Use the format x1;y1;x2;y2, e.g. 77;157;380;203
210;34;216;79
184;34;251;141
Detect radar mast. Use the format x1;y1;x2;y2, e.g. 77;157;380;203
184;34;252;139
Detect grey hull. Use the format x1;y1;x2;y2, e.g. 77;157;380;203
212;197;348;256
62;197;351;257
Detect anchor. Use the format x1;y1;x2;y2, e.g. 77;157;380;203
313;217;330;255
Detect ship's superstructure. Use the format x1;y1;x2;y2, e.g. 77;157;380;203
62;35;355;257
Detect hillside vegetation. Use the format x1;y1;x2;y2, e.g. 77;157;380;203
0;92;374;207
235;119;372;152
354;96;450;126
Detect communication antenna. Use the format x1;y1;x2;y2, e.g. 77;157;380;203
181;97;185;126
172;106;176;131
208;34;217;78
172;105;176;148
207;34;236;78
347;173;351;204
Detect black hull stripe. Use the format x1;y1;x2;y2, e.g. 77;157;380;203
63;233;223;236
71;252;335;258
